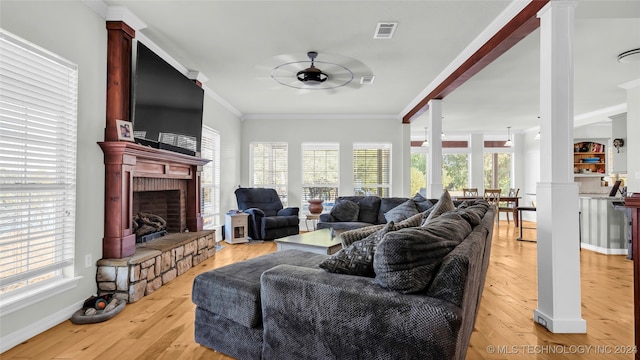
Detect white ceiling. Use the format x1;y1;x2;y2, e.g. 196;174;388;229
101;0;640;139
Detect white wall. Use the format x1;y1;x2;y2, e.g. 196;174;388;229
240;117;410;210
0;1;243;348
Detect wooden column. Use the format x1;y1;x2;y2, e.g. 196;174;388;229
105;21;134;141
102;21;135;258
625;193;640;360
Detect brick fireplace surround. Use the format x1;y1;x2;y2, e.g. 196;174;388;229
97;20;213;303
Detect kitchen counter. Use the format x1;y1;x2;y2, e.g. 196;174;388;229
579;196;628;255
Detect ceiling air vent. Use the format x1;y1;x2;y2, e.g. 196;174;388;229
360;75;375;85
374;22;398;39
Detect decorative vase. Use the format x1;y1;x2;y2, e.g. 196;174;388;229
308;199;324;214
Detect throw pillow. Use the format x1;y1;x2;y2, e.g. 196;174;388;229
330;199;360;222
412;193;434;212
384;199;419;223
374;214;472;293
320;222;394;277
423;190;455;224
339;224;384;247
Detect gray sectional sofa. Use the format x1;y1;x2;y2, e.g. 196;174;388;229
192;193;495;359
317;194;443;231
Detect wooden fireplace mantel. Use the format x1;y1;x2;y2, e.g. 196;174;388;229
99;141;209;259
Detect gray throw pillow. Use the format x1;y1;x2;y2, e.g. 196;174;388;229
423;190;455;224
339;224;384;247
374;214;472;293
320;222;394;277
412;193;434;212
384;199;419;223
330;199;360;222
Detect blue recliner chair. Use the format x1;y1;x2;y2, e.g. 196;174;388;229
234;188;300;240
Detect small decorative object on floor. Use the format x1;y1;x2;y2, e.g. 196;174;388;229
308;199;324;214
71;294;126;324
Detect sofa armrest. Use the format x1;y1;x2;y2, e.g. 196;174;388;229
260;265;462;360
277;207;299;216
318;213;336;222
243;208;264;240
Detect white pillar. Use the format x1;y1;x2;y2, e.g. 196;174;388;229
534;0;586;333
469;133;484;193
427;100;443;198
621;79;640;192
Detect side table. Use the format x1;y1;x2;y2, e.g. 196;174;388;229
225;212;249;244
305;213;321;231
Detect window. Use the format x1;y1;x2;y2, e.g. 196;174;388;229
353;143;391;197
410;148;427;196
250;142;288;205
0;29;78;296
483;138;514;193
201;126;220;229
301;143;339;212
442;154;469;196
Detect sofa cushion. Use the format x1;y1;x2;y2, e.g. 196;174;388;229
378;197;411;224
384;199;419;223
423;190;455;224
412;193;435;212
320;222;394;277
373;213;472;293
330;199;360;222
192;250;327;328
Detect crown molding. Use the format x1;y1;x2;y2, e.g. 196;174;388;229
241;113;400;121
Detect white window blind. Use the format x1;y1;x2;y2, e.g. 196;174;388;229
353;143;391;197
0;29;78;294
201;126;220;229
250;142;288;205
302;143;339;211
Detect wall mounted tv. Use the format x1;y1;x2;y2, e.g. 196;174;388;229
131;41;204;155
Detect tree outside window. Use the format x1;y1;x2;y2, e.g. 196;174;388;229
442;154;469;196
484;153;512;193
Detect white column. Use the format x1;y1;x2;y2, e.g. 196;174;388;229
621;79;640;192
427;100;443;198
534;0;586;333
469;133;484;193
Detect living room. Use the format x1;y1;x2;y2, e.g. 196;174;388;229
1;0;639;358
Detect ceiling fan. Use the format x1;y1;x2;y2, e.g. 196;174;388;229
270;51;356;90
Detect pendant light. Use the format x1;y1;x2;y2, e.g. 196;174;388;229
504;126;513;147
421;127;429;147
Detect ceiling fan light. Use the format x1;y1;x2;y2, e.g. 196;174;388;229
296;66;328;85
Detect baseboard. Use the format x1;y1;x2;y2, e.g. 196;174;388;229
0;300;83;353
580;243;628;255
534;308;587;333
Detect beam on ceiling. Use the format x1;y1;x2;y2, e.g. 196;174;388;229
402;0;549;123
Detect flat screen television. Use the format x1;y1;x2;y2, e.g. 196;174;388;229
131;41;204;154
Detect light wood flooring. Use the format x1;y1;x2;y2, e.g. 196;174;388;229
2;221;634;359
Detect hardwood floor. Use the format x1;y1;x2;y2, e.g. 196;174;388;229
2;222;634;359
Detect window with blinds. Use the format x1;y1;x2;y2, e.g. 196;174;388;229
302;143;339;212
250;143;288;205
0;29;78;295
353;143;391;197
201;126;220;229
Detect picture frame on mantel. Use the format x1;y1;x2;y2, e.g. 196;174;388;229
116;119;134;142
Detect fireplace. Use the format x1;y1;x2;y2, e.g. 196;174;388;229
99;141;209;258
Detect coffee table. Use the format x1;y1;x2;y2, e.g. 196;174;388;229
275;229;342;255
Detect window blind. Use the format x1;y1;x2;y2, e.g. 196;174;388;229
250;143;288;205
201;126;220;229
302;143;339;203
0;29;78;293
353;143;391;197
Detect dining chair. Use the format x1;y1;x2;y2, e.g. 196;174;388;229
483;189;501;224
462;188;479;197
498;188;519;224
